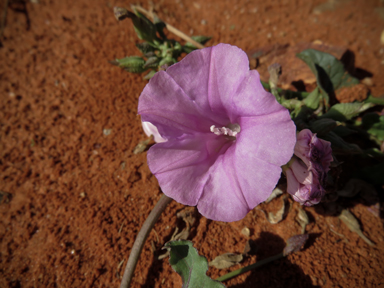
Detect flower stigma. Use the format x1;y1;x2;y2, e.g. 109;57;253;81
210;123;241;139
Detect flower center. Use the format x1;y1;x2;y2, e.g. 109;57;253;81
210;123;241;138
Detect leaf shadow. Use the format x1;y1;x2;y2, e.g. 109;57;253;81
340;50;373;80
226;232;319;288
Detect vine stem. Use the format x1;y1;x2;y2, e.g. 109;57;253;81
120;194;172;288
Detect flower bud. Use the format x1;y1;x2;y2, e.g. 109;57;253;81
285;129;332;206
285;157;324;206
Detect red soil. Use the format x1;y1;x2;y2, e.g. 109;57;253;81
1;0;384;287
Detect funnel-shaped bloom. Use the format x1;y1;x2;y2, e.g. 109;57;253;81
138;44;296;222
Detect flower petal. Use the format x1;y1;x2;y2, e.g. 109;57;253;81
290;158;313;184
286;168;300;196
166;43;251;123
138;71;219;139
196;145;251;222
236;111;296;167
228;69;286;120
147;133;230;206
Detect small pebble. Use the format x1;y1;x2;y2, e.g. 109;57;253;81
361;77;373;86
241;227;250;237
103;128;112;136
381;30;384;45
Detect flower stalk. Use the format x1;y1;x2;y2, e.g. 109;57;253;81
120;194;172;288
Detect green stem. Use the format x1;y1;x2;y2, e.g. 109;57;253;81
216;252;284;282
120;194;172;288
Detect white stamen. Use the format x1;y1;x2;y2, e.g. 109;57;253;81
210;124;240;137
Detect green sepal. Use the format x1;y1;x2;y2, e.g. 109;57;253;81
164;240;226;288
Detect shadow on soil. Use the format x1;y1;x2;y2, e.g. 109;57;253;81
227;232;319;288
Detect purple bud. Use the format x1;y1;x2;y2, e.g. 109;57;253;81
294;129;333;175
286;158;324;206
285;129;332;206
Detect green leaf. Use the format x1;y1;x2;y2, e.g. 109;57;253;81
364;94;384;105
309;118;337;136
159;56;176;67
362;113;384;141
186;36;212;46
131;10;159;43
114;7;159;44
322;131;361;154
110;56;147;73
303;87;321;110
143;70;156;80
136;42;156;55
319;102;374;122
331;125;356;137
164;240;225;288
297;49;359;104
183;36;212;53
143;56;160;69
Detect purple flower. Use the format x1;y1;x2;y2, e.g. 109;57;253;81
138;44;296;222
295;129;333;184
285;129;332;206
285;157;324;205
